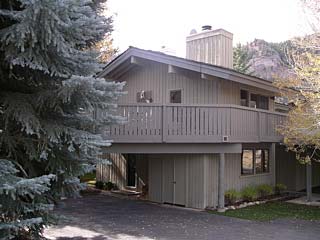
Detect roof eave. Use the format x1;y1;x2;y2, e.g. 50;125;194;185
99;47;280;94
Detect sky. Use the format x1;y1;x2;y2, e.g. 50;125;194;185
108;0;310;57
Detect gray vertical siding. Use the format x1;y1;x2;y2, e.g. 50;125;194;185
96;153;127;189
276;146;297;190
223;153;275;191
206;154;219;208
186;155;205;209
276;145;320;191
148;148;276;209
147;154;205;209
148;155;163;203
116;62;275;109
96;153;148;191
205;145;276;208
186;29;233;68
295;160;320;191
98;147;277;209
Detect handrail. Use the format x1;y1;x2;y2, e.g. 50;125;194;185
106;103;287;143
116;103;288;117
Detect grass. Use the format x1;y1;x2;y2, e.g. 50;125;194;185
213;202;320;221
80;171;96;186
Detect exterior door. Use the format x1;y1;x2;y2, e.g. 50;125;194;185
162;158;186;206
162;159;174;203
174;158;186;206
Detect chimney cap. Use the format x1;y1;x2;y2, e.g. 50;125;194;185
190;29;197;35
202;25;212;31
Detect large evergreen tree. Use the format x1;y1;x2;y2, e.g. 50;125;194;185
0;0;124;239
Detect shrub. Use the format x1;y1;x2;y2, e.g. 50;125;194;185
80;171;96;183
112;184;119;190
104;181;115;191
241;186;258;202
275;183;287;195
256;184;273;198
95;181;104;189
225;189;239;205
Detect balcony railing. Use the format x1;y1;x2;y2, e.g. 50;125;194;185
103;104;287;143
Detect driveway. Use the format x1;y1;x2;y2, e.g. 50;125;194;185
44;193;320;240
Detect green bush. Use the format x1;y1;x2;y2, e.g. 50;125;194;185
256;184;273;198
225;189;239;205
104;181;115;191
275;183;287;195
95;181;104;189
241;186;258;202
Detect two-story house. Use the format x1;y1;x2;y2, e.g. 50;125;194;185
96;27;318;211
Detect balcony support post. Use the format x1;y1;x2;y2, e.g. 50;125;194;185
218;153;225;212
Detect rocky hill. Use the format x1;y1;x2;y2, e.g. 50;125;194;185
245;39;294;81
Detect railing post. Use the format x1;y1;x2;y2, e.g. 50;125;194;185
162;105;167;143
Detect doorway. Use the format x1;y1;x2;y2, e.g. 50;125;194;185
127;155;136;187
162;158;186;206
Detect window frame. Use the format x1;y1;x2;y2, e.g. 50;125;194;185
241;148;270;176
169;89;183;104
241;149;254;175
240;89;271;111
240;89;249;107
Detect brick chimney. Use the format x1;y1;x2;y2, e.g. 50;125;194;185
186;26;233;68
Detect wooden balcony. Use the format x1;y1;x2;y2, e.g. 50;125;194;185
104;104;287;144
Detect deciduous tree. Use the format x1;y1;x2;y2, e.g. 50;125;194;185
275;0;319;201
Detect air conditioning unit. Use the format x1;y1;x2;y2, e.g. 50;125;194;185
249;101;256;108
222;135;229;142
240;99;247;107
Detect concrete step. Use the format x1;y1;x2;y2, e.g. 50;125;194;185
111;189;141;196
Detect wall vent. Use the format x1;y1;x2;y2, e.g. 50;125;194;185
222;135;229;142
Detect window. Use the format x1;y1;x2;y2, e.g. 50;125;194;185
240;90;249;107
169;90;182;103
241;150;254;175
250;94;258;108
241;149;269;175
255;149;269;174
249;94;269;110
258;96;269;110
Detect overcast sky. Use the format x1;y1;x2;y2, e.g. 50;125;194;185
108;0;310;57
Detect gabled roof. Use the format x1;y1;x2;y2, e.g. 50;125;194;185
99;46;279;93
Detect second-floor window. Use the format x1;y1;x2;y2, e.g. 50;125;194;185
250;94;269;110
240;90;269;110
240;90;249;107
170;89;182;103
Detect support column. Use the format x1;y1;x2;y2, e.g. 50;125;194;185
271;143;276;186
306;162;312;202
218;153;225;212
